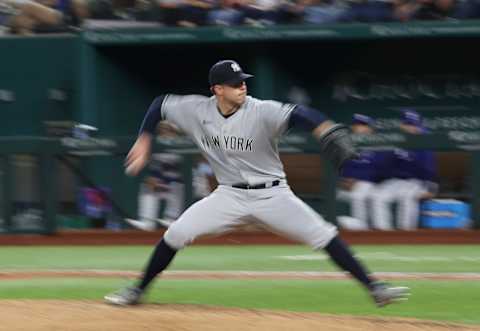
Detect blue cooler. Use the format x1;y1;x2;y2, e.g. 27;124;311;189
420;199;470;229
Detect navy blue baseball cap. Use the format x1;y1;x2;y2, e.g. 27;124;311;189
401;109;422;127
352;113;374;126
209;60;253;86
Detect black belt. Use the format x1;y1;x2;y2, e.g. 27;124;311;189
232;180;280;190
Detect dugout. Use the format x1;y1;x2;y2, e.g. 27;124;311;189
77;22;480;223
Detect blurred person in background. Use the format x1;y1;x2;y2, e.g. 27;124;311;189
4;0;67;34
392;0;458;21
391;0;417;21
69;0;115;24
127;122;215;231
274;0;306;24
71;0;155;26
4;0;121;34
412;0;457;20
150;0;215;27
151;156;215;229
301;0;347;24
370;110;438;230
242;0;281;25
207;0;245;25
336;114;389;230
107;0;158;22
72;0;164;24
338;0;394;22
0;1;16;32
453;0;480;18
177;0;214;26
126;122;185;231
192;157;216;200
149;0;185;26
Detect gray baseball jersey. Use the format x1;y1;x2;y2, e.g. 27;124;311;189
159;94;337;250
161;94;295;185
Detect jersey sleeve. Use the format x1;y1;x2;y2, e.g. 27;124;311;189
160;94;204;134
259;100;296;136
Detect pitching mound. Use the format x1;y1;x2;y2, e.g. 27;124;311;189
1;300;479;331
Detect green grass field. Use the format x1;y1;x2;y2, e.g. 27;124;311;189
1;245;479;324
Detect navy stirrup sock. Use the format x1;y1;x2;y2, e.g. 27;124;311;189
324;236;374;289
138;239;177;291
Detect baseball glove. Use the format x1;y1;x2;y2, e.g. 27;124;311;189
318;124;358;172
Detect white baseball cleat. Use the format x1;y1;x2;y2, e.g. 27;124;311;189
125;218;156;231
370;281;410;307
105;286;143;306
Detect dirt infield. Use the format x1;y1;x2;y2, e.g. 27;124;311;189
2;271;480;330
1;300;479;331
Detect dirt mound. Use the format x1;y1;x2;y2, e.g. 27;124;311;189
0;300;478;331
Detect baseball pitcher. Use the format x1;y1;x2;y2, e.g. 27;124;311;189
105;60;409;307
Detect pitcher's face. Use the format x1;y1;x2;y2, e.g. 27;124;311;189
216;81;247;107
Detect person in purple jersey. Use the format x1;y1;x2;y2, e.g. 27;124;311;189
370;110;438;230
337;114;386;230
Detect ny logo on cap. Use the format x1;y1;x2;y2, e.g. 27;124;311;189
231;62;241;72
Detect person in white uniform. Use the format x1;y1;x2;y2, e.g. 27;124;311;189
192;157;215;199
126;152;185;231
126;122;185;231
105;60;409;307
337;114;376;230
127;125;215;231
370;110;438;230
336;114;390;230
131;155;215;230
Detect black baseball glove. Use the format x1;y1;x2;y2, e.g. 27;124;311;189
317;124;358;172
